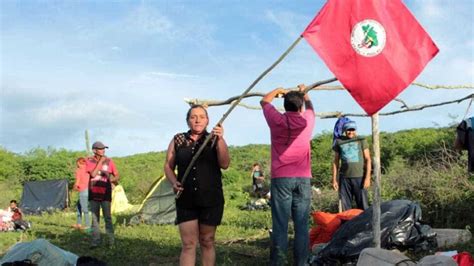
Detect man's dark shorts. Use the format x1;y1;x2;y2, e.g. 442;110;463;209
175;204;224;226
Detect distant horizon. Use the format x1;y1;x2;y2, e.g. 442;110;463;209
1;1;473;156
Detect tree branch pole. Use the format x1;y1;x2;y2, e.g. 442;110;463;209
185;82;474;106
85;129;91;155
371;113;382;248
185;88;473;115
303;77;338;93
176;36;304;199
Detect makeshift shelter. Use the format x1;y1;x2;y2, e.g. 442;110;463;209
0;239;78;266
130;176;175;225
111;184;134;213
20;179;69;215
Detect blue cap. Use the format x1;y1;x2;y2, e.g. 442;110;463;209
343;121;357;131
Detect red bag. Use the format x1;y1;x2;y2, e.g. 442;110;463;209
336;209;363;221
453;252;474;266
310;212;342;247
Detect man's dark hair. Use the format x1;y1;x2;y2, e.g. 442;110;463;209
10;200;17;204
186;105;208;122
283;91;304;112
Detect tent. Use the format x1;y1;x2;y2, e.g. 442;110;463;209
0;239;78;266
130;176;176;225
20;179;69;215
111;184;134;213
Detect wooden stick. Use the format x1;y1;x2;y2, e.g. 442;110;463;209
371;113;382;248
185;93;474;118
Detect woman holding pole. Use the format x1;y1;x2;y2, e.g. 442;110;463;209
164;104;230;266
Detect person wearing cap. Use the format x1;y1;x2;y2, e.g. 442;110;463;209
85;141;120;248
332;121;371;211
164;105;230;266
260;84;314;266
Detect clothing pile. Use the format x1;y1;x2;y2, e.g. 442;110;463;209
239;198;270;211
0;209;15;232
0;209;30;232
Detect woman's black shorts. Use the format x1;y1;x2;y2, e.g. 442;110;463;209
175;204;224;226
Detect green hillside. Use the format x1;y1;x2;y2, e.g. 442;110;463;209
0;126;472;227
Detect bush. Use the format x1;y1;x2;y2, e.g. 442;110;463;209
382;148;474;228
113;151;167;204
311;133;334;188
0;147;24;184
21;148;85;185
311;188;339;213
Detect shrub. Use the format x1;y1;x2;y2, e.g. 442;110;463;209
382;148;474;228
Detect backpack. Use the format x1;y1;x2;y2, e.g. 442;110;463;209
332;116;353;147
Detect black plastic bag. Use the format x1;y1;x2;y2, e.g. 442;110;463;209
312;200;437;265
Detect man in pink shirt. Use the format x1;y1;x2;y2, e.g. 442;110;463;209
260;84;315;266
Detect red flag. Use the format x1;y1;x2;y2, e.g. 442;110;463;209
302;0;439;115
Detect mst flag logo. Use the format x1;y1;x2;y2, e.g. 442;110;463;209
351;19;386;57
302;0;439;115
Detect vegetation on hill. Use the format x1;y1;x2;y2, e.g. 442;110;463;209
0;126;472;227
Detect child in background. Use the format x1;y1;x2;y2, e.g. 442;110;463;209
8;200;29;231
72;157;90;230
251;163;266;198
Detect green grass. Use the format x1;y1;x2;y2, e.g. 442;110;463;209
2;206;472;265
0;207;273;265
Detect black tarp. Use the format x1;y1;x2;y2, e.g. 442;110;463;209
312;200;437;265
20;179;69;214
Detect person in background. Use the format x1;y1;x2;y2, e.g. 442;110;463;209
260;84;315;266
164;104;230;266
251;163;265;198
86;141;120;248
72;157;90;230
8;200;29;230
332;121;371;211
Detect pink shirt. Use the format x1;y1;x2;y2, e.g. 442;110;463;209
263;103;315;178
85;157;119;179
74;166;89;192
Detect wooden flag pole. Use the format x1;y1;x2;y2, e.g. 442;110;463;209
85;129;91;155
176;36;304;199
371;113;382;248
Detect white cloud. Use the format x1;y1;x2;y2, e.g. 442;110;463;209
32;100;135;126
111;46;122;52
143;71;200;79
264;10;301;38
126;5;173;35
420;0;443;18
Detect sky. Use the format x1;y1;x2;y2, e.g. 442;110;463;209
1;0;473;157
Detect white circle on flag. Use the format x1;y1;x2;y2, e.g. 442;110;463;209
351;19;386;57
